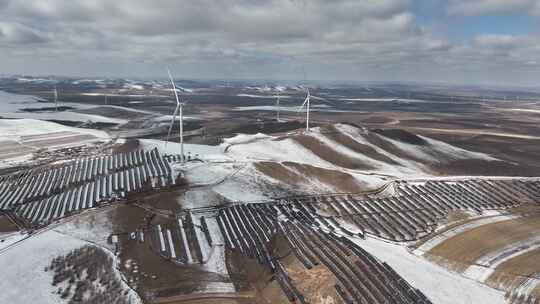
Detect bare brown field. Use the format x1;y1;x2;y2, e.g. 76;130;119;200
428;214;540;272
110;204;155;232
430;159;527;176
488;248;540;297
139;189;185;212
359;116;396;124
110;203;237;302
0;215;18;232
425;133;540;176
254;161;367;193
226;248;288;304
293;134;375;170
118;231;229;300
404;126;540;140
151;292;255;304
271;234;340;304
254;162;303;186
284;162;368;193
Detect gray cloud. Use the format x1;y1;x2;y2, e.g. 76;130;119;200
0;22;47;44
0;0;539;86
447;0;540;16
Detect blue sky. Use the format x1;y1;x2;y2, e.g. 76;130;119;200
413;1;536;40
1;0;540;86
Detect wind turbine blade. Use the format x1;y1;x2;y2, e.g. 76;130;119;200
297;96;309;112
166;105;180;144
167;68;181;105
310;95;330;103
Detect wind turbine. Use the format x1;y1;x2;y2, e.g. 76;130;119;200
54;85;59;111
165;68;186;163
104;94;108;105
298;87;311;132
275;92;281;122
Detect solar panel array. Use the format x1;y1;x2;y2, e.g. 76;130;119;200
276;178;540;242
0;148;174;226
212;178;539;303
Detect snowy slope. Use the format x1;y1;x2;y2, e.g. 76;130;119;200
0;118;109;142
354;237;507;304
145;123;498;198
0;227;140;304
224;124;496;179
0;230;89;304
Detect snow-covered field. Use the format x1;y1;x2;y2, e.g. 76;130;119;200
0;229;138;304
0;118;109;142
0;90;125;124
142;123;499;201
354;236;507;304
0;231;28;251
0;230;87;304
139;139;228;162
0;118;110;167
225;124;495;179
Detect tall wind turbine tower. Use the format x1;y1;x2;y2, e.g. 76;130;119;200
275;92;281;122
166;69;186;163
54;86;59;111
299;87;311;132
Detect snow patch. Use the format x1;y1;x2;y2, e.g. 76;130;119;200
353;237;506;304
0;118;109;141
0;230;89;304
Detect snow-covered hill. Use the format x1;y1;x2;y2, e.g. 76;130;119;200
145;123;499;202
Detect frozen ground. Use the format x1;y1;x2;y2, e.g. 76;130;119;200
0;118;109;141
139;139;229;162
225;124;495;180
0;213;140;304
53;206;116;249
0;231;28;251
0;118;110;167
0;230;89;304
353;236;507;304
0;90;125;124
145;124;500;200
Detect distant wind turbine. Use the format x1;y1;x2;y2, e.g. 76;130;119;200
275;92;281;122
165;68;186;163
104;94;108;105
298;87;311;132
54;85;59;111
